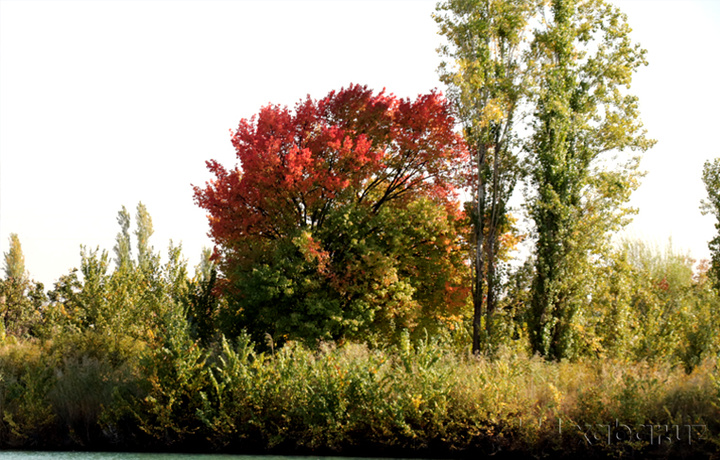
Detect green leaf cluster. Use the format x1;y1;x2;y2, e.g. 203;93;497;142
220;196;468;347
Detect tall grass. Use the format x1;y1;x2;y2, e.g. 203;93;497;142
0;333;718;457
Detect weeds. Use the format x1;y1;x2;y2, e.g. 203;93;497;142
0;334;718;457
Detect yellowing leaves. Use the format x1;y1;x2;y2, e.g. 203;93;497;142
479;98;509;128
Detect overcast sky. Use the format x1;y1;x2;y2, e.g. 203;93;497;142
1;0;719;288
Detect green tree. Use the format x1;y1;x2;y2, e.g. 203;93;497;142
701;158;720;291
46;203;187;345
3;233;26;281
527;0;654;359
1;234;45;338
114;205;133;270
436;0;534;354
615;239;716;371
184;247;225;345
135;201;158;276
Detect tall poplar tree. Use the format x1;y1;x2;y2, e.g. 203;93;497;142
437;0;653;357
527;0;653;359
3;233;26;281
1;234;44;337
436;0;533;354
701;158;720;291
114;206;133;270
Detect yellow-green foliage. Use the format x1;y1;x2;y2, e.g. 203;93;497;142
0;340;54;446
1;333;719;456
0;332;143;448
132;332;720;456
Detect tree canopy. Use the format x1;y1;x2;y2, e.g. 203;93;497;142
3;234;26;281
194;84;471;344
701;158;720;291
436;0;533;354
527;0;654;359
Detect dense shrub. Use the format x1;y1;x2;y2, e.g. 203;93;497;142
1;330;719;457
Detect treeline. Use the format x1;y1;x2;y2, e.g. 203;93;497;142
3;0;720;456
1;204;719;457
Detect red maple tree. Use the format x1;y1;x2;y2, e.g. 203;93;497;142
194;84;470;343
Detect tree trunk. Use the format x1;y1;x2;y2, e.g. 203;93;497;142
485;143;502;350
472;144;487;355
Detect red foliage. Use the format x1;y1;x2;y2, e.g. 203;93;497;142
194;84;469;252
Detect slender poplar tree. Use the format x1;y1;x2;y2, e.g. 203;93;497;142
527;0;654;359
114;205;133;270
436;0;533;353
701;158;720;291
3;233;26;281
135;202;157;275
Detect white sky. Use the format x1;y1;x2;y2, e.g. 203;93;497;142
1;0;719;288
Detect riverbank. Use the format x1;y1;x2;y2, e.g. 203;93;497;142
1;333;718;459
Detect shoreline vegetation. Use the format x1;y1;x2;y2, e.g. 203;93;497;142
3;1;720;458
1;332;719;459
2;204;720;459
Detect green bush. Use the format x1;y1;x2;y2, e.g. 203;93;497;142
0;341;55;446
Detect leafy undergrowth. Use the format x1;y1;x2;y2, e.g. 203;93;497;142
1;333;719;459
